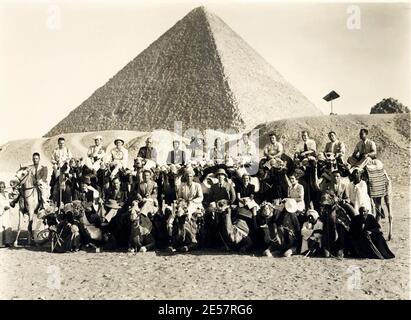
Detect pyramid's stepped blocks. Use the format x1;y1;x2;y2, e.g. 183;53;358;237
45;6;322;137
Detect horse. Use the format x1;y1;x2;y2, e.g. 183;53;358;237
12;166;42;246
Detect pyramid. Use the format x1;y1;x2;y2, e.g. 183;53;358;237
45;6;322;137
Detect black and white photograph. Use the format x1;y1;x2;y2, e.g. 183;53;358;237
0;0;409;302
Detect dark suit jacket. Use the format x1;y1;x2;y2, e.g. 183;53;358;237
167;150;186;165
137;181;158;200
104;188;128;204
137;146;158;162
208;181;236;205
29;165;48;183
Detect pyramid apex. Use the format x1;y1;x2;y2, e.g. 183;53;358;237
188;5;213;16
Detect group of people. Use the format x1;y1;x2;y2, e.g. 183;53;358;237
0;128;394;259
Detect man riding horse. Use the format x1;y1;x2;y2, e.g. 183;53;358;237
10;153;49;210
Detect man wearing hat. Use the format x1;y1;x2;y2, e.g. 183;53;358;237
347;128;377;169
166;140;186;166
128;169;158;216
206;168;236;209
274;199;301;257
110;137;129;168
73;175;102;226
86;135;106;171
137;137;158;163
109;137;129;179
176;167;204;219
202;169;236;248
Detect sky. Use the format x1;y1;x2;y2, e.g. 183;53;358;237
0;0;410;145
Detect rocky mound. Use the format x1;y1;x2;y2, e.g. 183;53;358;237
370;98;410;114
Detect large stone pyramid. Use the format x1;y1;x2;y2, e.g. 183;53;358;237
45;6;322;137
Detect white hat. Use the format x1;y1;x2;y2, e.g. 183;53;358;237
94;135;103;141
307;209;319;221
284;198;298;213
114;137;125;145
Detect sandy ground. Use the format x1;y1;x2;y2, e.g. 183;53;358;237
0;183;409;300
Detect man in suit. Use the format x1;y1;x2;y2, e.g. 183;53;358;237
137;137;158;163
324;131;346;164
206;169;236;209
295;131;317;162
167;140;186;165
73;176;100;210
73;175;102;226
30;152;49;206
104;177;128;206
204;168;236;248
11;152;49;208
348;128;377;169
331;170;356;219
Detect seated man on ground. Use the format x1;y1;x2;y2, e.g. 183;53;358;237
203;168;236;248
261;198;301;258
217;199;254;252
350;206;394;259
300;209;323;256
235;173;259;221
167;168;204;235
